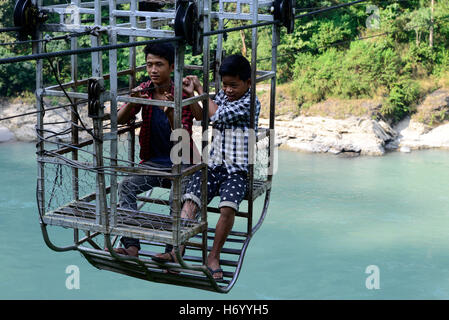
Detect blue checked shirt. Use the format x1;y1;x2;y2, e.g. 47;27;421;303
208;89;261;174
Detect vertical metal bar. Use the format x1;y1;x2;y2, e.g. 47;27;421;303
214;0;224;93
71;0;81;243
129;0;137;90
268;24;279;179
247;0;258;236
91;0;107;230
109;0;118;228
91;0;103;76
128;0;137;167
200;0;211;265
34;0;45;224
172;42;185;249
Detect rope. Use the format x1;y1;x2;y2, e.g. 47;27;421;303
0;103;74;122
0;29;95;47
257;32;390;62
0;26;23;33
0;36;183;65
295;0;370;19
43;41;103;143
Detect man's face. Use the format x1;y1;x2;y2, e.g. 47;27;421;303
146;53;174;85
221;75;251;102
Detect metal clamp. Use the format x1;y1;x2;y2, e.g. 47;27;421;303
175;0;203;55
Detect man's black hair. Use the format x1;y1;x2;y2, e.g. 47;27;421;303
219;54;251;81
143;42;175;65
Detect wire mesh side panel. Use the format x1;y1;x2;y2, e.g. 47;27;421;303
36;112;198;242
254;130;271;183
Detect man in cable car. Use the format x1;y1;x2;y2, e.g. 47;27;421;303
153;55;261;280
113;42;201;257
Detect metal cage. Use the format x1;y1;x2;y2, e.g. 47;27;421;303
34;0;280;293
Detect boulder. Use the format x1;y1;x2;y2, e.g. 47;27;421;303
0;126;14;142
269;116;397;156
394;116;449;150
412;88;449;127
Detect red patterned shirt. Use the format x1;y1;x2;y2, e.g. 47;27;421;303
121;80;195;163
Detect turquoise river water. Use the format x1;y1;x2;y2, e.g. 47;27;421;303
1;141;449;299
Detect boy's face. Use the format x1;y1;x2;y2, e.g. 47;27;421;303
221;75;251;102
146;53;174;86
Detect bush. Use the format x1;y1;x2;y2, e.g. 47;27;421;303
381;79;420;122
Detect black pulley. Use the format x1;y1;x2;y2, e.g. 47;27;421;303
273;0;295;34
88;78;105;119
175;0;203;55
13;0;46;40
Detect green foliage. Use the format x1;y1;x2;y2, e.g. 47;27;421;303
382;79;420;122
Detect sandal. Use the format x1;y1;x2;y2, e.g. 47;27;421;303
151;251;176;263
207;266;224;281
151;246;185;264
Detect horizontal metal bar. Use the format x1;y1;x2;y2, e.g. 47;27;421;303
112;10;176;19
221;0;273;5
117;95;174;108
41;7;96;15
42;89;88;100
180;163;207;178
45;66;147;91
203;19;279;37
181;93;209;107
40;24;107;34
210;12;273;22
113;166;176;177
42;0;131;9
38;156;94;168
256;70;275;83
115;28;175;38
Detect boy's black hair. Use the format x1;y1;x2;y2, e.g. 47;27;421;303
219;54;251;81
143;42;175;65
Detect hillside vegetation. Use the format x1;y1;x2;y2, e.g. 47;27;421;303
1;0;449;125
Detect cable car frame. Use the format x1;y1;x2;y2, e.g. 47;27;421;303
29;0;292;293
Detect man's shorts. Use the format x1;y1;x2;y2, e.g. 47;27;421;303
183;165;248;213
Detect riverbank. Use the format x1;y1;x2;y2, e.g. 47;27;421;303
1;88;448;156
270;115;449;156
259;86;449;156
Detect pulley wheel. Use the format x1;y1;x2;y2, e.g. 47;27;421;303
274;0;295;34
175;0;203;55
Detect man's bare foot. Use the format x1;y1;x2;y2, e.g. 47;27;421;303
105;246;139;257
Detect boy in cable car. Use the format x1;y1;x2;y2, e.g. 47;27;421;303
113;42;201;257
153;54;261;280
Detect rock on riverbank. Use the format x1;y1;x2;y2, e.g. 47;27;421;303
0;99;91;143
267;115;449;156
264;116;398;156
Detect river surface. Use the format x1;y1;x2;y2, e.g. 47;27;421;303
1;141;449;299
